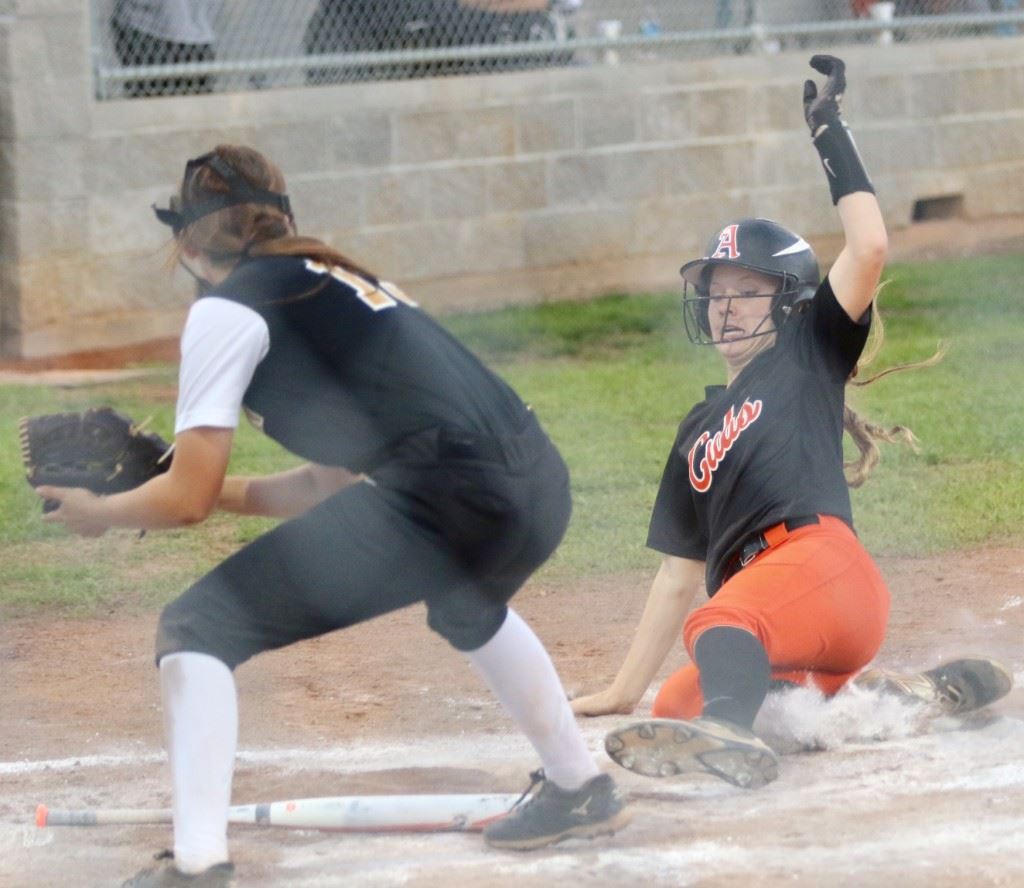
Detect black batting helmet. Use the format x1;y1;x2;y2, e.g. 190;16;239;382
680;218;821;345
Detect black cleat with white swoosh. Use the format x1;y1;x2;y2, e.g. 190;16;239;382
483;770;631;850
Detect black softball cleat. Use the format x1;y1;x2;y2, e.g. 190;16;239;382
604;716;779;789
483;770;631;850
120;851;235;887
854;657;1014;716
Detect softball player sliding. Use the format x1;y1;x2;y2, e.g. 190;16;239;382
37;145;629;886
571;56;1012;788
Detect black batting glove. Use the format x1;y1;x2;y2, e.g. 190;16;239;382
803;54;846;136
803;55;874;205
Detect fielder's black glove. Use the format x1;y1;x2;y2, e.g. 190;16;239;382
19;407;173;513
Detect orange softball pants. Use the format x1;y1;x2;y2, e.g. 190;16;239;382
652;515;890;719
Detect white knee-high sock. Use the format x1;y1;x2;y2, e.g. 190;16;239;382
465;608;599;790
159;652;237;873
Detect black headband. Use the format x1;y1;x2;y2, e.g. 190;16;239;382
152;152;292;235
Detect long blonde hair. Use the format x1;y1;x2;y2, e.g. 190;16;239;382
171;144;378;282
843;301;944;487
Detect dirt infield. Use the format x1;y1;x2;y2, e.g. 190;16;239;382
2;545;1022;888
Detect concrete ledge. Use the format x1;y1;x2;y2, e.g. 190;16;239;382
2;29;1024;357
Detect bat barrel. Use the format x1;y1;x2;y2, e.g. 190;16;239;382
251;793;517;832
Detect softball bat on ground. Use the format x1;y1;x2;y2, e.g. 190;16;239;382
36;792;519;833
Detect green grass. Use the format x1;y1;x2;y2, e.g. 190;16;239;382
2;254;1023;616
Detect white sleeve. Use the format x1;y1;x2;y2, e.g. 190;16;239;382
175;298;270;434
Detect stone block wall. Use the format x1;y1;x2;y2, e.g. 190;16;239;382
1;1;1023;357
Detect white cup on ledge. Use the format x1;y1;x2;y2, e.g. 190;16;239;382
869;1;896;45
596;19;622;65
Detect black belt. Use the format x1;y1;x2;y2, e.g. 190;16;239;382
730;515;821;574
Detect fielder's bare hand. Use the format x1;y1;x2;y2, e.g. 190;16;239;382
36;485;110;537
570;688;639;717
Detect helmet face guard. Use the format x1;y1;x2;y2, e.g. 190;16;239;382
680;218;820;346
152;152;292;235
682;266;804;346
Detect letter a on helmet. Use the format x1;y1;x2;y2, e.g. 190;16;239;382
679;217;821;345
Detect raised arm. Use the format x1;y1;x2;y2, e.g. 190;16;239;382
571;555;704;717
803;55;888;323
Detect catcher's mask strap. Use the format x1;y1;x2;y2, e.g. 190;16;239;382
152;152;292;235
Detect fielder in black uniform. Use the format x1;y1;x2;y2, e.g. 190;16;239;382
39;144;629;886
570;56;1012;788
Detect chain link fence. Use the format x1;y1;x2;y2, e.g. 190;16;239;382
93;0;1024;99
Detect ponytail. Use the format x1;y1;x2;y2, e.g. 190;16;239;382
842;300;945;487
171;144;379;284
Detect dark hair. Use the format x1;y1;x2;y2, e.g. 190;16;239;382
172;144;378;282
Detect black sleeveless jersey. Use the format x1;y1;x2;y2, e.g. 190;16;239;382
202;255;529;472
647;277;871;595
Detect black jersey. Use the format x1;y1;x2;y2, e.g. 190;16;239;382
647;277;870;595
203;255;529;472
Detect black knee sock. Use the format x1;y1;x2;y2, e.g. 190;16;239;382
694;627;770;730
